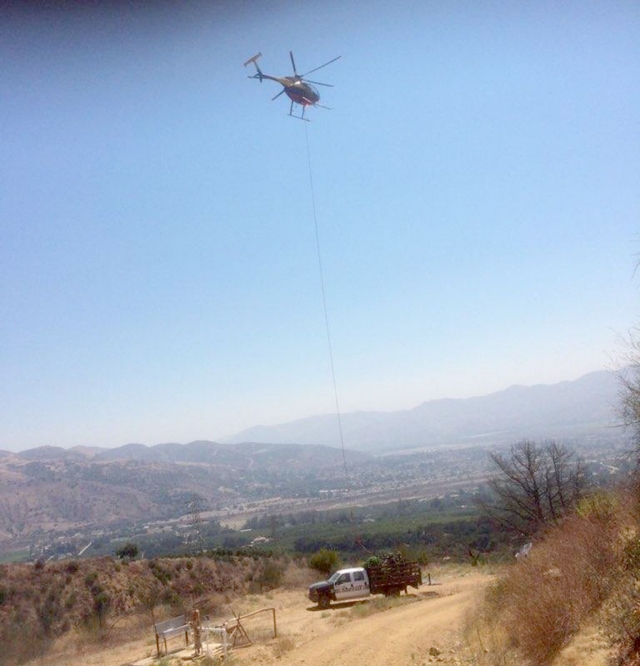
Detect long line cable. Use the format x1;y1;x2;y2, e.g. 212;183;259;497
304;122;350;486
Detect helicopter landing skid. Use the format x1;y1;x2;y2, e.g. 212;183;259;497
289;101;310;121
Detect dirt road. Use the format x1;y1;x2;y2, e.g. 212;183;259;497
230;567;490;666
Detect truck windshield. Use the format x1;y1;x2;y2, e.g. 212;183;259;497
327;572;342;584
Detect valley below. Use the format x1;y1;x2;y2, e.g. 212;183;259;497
0;432;627;563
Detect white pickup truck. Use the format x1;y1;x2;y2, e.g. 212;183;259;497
308;555;422;609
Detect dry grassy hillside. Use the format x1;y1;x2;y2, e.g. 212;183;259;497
4;539;636;666
0;458;236;541
466;485;640;665
0;552;291;666
0;442;370;552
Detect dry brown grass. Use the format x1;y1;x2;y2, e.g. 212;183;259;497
467;489;639;666
281;557;317;590
271;633;296;657
0;554;300;666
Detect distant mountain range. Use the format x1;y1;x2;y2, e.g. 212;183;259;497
222;370;625;452
0;370;628;552
0;440;366;466
0;370;625;463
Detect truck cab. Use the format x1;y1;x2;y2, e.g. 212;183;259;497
308;567;370;608
329;567;370;600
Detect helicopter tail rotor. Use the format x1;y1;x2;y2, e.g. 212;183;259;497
244;52;264;81
243;52;262;67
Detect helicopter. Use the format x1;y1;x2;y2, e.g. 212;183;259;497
244;51;341;121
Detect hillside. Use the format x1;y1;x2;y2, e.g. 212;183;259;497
0;553;272;666
0;442;369;549
4;562;615;666
222;370;621;451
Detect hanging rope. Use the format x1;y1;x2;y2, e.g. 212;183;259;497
304;122;350;487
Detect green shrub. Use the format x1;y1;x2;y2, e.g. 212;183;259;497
84;571;98;586
65;560;79;574
624;537;640;574
576;491;618;521
308;548;339;575
115;542;139;560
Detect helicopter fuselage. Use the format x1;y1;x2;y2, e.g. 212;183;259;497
244;51;339;119
262;74;320;107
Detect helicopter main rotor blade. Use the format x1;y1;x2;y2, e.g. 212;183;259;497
289;51;299;76
303;79;333;87
301;55;341;77
272;88;286;101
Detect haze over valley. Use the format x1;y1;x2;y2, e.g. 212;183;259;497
222;369;621;450
0;370;628;562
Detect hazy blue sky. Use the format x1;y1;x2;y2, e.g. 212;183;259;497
2;1;639;452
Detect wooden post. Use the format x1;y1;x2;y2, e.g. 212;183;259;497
191;609;202;656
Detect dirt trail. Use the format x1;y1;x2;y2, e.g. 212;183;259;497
231;567;490;666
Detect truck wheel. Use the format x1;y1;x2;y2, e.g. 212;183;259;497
318;594;331;609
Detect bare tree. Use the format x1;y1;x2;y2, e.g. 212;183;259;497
480;440;587;537
545;441;585;518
